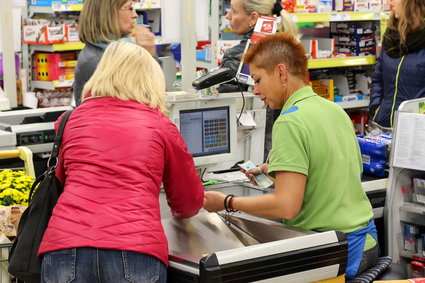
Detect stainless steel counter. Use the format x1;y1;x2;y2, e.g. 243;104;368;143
160;182;269;220
160;183;348;282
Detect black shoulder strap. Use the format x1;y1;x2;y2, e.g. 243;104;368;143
50;110;73;161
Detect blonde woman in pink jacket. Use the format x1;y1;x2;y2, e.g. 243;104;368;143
38;41;204;283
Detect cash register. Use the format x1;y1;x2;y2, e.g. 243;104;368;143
0;106;71;153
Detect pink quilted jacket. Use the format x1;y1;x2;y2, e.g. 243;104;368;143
38;97;204;266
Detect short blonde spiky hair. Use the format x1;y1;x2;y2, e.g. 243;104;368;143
82;41;167;114
243;33;308;82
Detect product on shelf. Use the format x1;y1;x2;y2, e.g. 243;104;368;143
309;79;334;101
357;133;392;177
331;21;376;57
29;0;84;6
350;112;368;135
410;261;425;278
23;18;79;44
280;0;390;13
317;0;333;13
32;52;77;81
301;38;335;59
35;89;72;107
404;224;424;253
412;178;425;205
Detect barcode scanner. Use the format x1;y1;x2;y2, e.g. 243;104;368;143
192;68;235;90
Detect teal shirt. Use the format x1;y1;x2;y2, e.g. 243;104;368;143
268;86;373;234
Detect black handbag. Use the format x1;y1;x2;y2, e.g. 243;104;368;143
8;110;73;283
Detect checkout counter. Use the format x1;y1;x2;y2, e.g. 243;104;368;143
0;105;385;282
160;183;348;282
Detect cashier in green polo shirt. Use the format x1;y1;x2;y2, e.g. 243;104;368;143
203;33;379;280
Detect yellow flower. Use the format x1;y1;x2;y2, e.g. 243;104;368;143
0;170;34;206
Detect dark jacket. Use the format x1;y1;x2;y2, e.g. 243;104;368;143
370;42;425;128
73;42;104;106
73;40;161;106
218;30;253;93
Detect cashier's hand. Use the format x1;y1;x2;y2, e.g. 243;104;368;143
135;25;157;56
203;191;227;212
241;163;269;186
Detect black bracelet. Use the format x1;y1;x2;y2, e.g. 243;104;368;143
229;195;238;212
224;194;234;212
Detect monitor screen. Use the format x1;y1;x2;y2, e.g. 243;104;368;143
180;107;230;157
168;98;237;168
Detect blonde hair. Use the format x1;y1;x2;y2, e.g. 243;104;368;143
243;33;308;82
388;0;425;47
82;41;167;115
78;0;128;43
242;0;299;38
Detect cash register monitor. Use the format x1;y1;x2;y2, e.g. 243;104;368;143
169;99;237;167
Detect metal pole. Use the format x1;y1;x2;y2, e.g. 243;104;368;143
0;0;17;109
180;0;197;92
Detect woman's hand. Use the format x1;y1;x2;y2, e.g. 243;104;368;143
203;191;227;212
135;25;157;56
241;163;270;186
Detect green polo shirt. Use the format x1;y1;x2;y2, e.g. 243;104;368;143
268;86;373;237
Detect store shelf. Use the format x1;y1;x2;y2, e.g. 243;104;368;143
290;12;381;23
400;250;425;262
308;56;376;69
335;98;370;109
30;42;85;52
133;1;160;9
31;80;73;90
399;202;425;226
361;177;388;193
29;4;83;14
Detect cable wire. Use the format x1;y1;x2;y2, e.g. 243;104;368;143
236;79;245;126
200;167;207;183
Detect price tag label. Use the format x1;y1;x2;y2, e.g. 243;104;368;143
133;3;142;10
52;3;68;11
54;80;73;88
341;13;351;21
329;14;343;21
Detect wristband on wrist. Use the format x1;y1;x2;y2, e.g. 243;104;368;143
224;194;234;212
229;195;238;212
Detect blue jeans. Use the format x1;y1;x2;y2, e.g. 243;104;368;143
41;247;167;283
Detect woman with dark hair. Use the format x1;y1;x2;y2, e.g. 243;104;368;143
370;0;425;128
73;0;157;106
204;33;379;280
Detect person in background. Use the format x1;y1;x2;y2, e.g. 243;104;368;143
218;0;299;162
218;0;298;93
73;0;157;106
39;41;204;283
370;0;425;128
203;33;379;280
